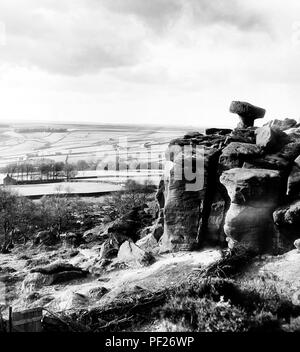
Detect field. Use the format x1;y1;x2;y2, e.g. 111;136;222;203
0;123;193;197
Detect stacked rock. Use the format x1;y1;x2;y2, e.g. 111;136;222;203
158;100;300;254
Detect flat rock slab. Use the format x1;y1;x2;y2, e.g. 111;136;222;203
230;101;266;128
230;101;266;119
30;260;82;275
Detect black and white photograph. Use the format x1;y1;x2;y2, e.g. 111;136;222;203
0;0;300;341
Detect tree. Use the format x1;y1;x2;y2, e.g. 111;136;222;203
53;162;64;179
76;160;89;171
102;179;156;221
0;189;37;245
64;163;77;181
38;195;88;233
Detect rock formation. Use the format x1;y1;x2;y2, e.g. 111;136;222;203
229;101;266;128
157;101;300;254
220;168;280;253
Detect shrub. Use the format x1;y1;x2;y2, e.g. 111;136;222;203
102;179;156;221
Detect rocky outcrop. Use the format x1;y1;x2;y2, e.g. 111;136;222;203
156;103;300;254
161;144;221;251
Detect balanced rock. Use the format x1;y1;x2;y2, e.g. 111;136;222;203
220;168;281;253
229;101;266;128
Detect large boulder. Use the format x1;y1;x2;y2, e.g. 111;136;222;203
27;260;88;287
30;261;77;274
273;201;300;252
82;224;110;244
22;266;87;293
220;168;281;253
117;241;155;267
161;145;220;251
243;142;300;171
219;142;262;171
135;233;159;255
264;118;297;131
255;126;289;152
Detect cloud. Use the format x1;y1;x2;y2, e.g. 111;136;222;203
98;0;182;32
0;0;147;75
188;0;268;31
100;0;269;33
0;0;275;76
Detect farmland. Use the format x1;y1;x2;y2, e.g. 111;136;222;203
0;122;193;197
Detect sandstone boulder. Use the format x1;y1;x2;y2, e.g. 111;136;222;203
264;118;297;131
22;268;87;293
161;146;219;251
273;201;300;226
135;233;159;255
117;241;155;267
220;168;281;207
220;168;281;253
82;225;109;243
273;201;300;253
285;127;300;142
219;142;262;171
255;126;289;152
243;142;300;171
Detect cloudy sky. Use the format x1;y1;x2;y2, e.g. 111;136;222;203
0;0;300;127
